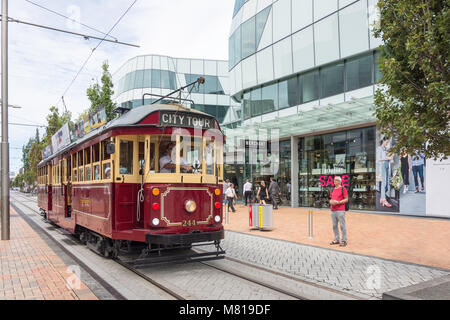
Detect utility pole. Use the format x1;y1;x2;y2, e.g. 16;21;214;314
1;0;9;240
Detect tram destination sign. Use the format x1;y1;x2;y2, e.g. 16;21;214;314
159;111;214;129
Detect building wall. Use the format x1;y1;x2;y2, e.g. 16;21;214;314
229;0;382;99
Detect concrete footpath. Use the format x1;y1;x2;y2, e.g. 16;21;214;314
224;204;450;270
0;207;98;300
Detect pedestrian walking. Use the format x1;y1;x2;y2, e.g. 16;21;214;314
257;181;269;205
225;183;238;212
223;179;230;204
268;177;281;210
329;176;348;247
243;179;253;206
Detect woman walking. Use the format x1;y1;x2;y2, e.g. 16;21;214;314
257;181;269;205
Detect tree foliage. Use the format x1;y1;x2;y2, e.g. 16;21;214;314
373;0;450;159
86;61;117;122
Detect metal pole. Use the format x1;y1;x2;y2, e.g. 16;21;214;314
225;203;229;225
1;0;9;240
308;210;313;239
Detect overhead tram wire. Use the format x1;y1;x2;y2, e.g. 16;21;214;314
54;0;139;109
1;16;139;48
23;0;118;41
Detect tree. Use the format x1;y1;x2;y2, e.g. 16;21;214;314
373;0;450;159
86;61;117;122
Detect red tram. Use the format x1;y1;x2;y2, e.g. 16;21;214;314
37;102;225;263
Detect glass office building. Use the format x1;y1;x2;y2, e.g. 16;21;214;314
225;0;384;210
112;54;241;127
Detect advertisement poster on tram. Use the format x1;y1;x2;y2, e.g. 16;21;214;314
51;123;71;154
376;127;426;215
90;108;107;130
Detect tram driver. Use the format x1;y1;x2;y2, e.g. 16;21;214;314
159;142;193;173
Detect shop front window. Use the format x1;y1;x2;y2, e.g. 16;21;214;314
298;126;376;210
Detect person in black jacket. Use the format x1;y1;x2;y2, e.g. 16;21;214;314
268;177;281;210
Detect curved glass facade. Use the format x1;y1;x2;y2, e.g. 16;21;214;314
112;54;241;126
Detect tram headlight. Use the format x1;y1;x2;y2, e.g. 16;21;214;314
185;200;197;213
214;189;221;196
152;218;160;226
152;188;160;196
214;215;221;223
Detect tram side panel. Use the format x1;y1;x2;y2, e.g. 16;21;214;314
72;182;114;237
37;184;49;212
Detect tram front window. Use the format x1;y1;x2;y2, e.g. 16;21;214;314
153;134;218;175
181;136;202;174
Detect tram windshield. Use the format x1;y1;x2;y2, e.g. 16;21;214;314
148;133;222;176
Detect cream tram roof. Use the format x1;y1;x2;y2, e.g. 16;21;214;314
38;103;219;165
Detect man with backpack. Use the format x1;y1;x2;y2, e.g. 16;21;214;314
329;176;348;247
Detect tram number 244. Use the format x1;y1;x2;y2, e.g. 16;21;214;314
182;220;197;227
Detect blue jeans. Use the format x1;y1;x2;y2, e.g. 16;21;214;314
380;160;390;200
412;164;424;189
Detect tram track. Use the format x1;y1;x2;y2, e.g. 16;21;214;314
11;192;182;300
11;192;352;300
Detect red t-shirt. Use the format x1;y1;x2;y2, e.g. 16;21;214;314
330;187;348;211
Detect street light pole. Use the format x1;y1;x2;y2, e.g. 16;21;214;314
1;0;9;240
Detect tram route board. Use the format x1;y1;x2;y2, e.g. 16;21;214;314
159;110;215;130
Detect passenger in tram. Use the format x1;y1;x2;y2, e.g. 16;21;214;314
159;142;193;173
104;167;111;179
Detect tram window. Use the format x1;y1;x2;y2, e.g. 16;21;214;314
103;163;111;180
180;136;202;174
94;164;100;180
102;139;111;161
149;142;156;172
158;140;176;173
73;169;78;182
119;140;133;175
78;150;83;166
205;138;214;175
84;147;91;165
138;141;145;170
92;143;100;162
85;165;92;181
79;167;84;182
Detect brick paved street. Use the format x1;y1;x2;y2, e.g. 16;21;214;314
225;204;450;270
218;204;450;299
0;207;98;300
214;231;448;299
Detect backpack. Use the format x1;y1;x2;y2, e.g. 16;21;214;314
341;186;349;211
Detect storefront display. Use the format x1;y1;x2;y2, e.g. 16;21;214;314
298;127;376;211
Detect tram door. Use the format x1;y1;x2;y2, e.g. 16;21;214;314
114;136;138;231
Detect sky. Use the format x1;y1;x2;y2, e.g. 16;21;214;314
5;0;234;174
